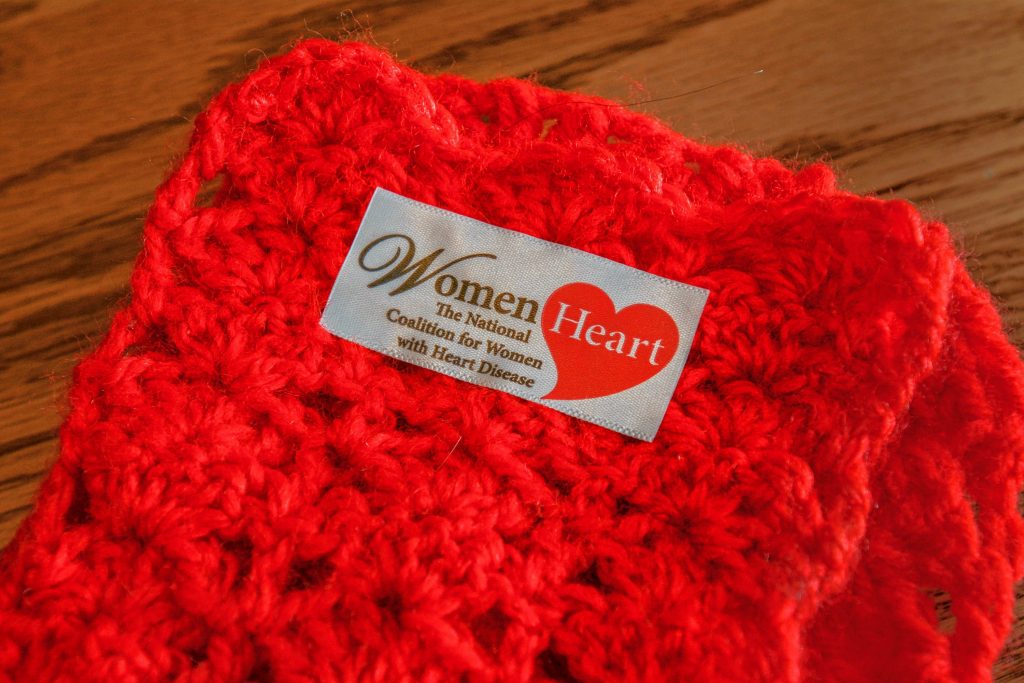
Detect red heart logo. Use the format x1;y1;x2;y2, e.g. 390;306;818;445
541;282;680;400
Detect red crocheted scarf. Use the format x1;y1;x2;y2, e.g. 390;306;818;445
1;39;1022;682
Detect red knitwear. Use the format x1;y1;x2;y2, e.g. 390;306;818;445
1;39;1023;683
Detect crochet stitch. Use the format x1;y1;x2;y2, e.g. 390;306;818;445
1;39;1022;682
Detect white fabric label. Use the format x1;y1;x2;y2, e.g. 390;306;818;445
320;188;709;441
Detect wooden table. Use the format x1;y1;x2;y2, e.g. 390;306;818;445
2;0;1022;677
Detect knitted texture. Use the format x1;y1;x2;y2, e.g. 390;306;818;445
2;39;1023;682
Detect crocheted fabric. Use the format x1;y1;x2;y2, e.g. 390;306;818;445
2;39;1023;683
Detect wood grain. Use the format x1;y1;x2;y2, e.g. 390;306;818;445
1;0;1022;676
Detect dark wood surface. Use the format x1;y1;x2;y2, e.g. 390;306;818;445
1;0;1022;677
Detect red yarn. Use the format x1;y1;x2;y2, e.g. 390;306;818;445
1;39;1022;682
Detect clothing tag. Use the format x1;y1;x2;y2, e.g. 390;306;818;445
320;188;709;441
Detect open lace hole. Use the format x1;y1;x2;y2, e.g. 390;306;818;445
536;644;579;682
64;472;92;526
195;174;225;209
471;604;511;655
925;588;956;635
285;554;334;592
